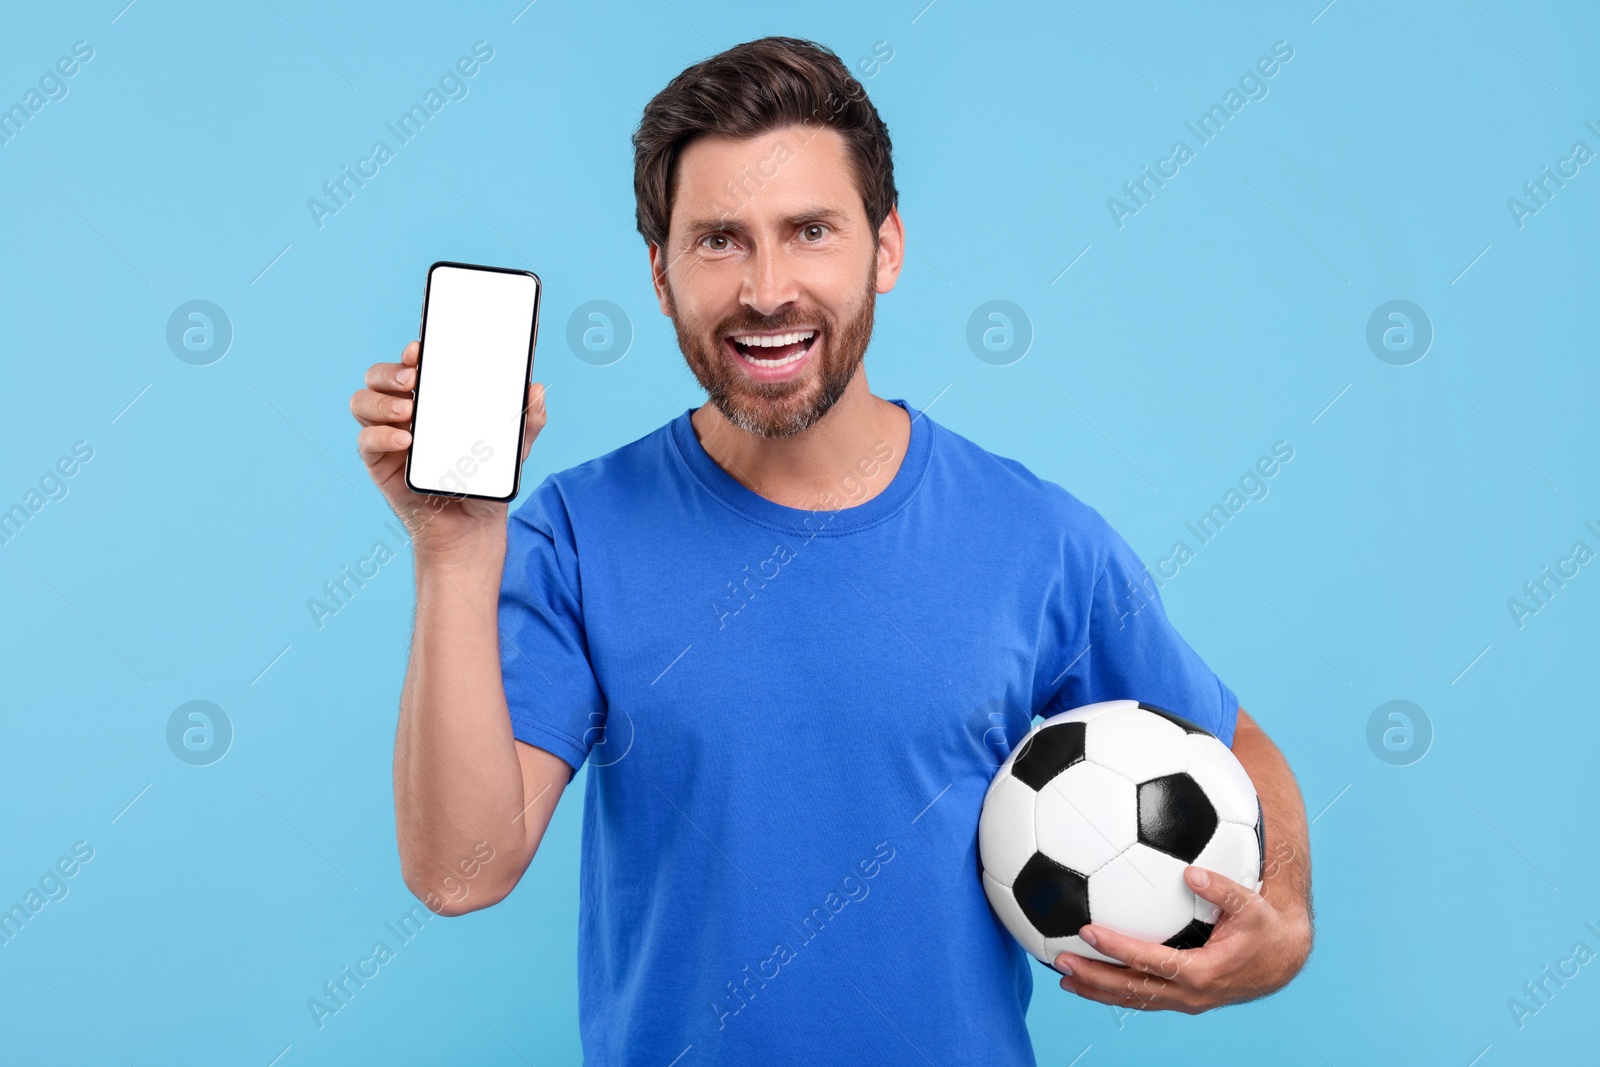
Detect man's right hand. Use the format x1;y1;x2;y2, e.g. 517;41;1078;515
350;339;547;563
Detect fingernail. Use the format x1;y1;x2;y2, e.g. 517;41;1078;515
1056;957;1073;976
1188;868;1210;888
400;368;415;386
1080;927;1097;947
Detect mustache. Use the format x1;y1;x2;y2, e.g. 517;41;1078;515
716;312;826;335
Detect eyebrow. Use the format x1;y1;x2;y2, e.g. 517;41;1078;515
679;207;852;237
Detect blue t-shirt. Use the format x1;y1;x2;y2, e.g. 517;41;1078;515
497;398;1240;1066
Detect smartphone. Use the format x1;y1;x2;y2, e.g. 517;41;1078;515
405;261;542;501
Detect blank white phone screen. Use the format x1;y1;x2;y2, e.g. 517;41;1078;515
409;265;538;498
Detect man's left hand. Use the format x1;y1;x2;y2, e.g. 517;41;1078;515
1053;864;1312;1014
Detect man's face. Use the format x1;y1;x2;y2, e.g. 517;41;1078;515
651;125;901;438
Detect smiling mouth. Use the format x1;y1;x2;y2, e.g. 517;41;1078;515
725;329;818;368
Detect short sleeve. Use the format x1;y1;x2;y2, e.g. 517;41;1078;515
1048;521;1240;747
497;480;608;774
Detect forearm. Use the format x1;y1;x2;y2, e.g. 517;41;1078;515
393;533;529;908
1232;709;1314;935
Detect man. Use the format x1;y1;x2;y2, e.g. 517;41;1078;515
351;35;1313;1066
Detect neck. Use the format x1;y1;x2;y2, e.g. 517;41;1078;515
689;370;911;510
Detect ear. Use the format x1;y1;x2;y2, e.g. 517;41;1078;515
648;242;674;316
874;205;905;294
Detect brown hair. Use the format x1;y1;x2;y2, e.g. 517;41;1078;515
631;36;897;251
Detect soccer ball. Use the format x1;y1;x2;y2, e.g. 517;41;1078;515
978;700;1263;967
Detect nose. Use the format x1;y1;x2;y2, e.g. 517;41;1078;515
740;242;799;317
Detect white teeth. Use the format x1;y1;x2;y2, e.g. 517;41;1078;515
731;330;815;348
739;347;807;367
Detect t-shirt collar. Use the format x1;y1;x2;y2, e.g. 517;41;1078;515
668;398;933;535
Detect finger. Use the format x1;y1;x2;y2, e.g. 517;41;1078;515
1185;865;1262;921
401;340;419;366
350;388;413;427
1057;951;1177;1003
1075;925;1188;980
527;382;546;427
365;360;416;394
1059;976;1127;1007
357;423;411;461
1059;974;1164;1011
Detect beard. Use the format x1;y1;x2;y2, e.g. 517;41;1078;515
667;260;877;439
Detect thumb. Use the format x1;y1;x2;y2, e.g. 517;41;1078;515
520;382;547;465
1185;865;1261;921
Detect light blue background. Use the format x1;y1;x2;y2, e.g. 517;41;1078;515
2;0;1596;1063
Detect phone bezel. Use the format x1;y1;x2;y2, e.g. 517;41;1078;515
403;259;542;502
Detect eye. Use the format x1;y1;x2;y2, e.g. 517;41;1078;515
800;223;829;242
699;233;734;252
